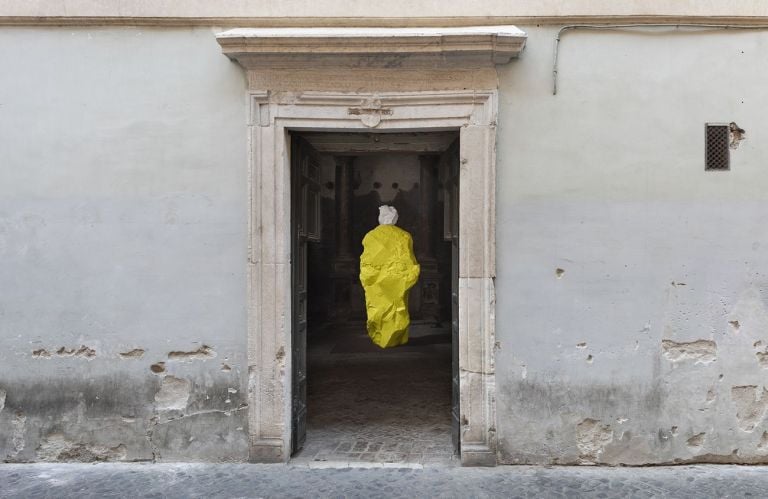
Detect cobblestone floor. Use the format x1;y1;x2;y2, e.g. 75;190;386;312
3;463;768;498
291;322;455;467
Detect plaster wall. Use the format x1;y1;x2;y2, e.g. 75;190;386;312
2;24;768;465
0;27;249;462
495;26;768;464
1;1;768;22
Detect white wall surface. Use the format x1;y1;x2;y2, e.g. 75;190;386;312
1;1;768;21
0;27;250;462
2;22;768;465
495;26;768;464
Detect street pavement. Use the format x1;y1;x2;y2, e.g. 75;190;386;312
2;463;767;498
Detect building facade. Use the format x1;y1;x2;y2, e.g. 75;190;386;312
2;2;768;466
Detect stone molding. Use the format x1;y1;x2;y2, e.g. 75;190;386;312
5;16;768;27
3;0;768;26
242;88;500;466
4;16;768;27
217;27;526;68
219;25;509;466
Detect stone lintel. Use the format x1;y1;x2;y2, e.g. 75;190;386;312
216;26;527;70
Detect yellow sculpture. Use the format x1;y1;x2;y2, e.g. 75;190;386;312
359;206;420;348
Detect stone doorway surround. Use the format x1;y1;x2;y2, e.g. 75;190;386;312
215;26;527;466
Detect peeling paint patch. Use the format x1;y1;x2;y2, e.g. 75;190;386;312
661;339;717;364
576;342;587;349
57;346;95;357
663;449;764;464
758;352;768;369
55;346;96;359
731;385;768;432
555;268;565;279
119;348;145;359
168;345;215;361
687;432;706;447
706;387;716;404
221;363;232;372
755;343;768;369
575;418;613;464
659;427;674;442
32;349;51;358
154;376;191;411
759;432;768;451
37;433;127;462
150;362;166;374
11;412;26;456
729;122;746;149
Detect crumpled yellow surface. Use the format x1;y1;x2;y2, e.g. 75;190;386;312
359;224;420;348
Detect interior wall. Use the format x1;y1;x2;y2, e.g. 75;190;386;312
307;151;451;327
351;154;422;317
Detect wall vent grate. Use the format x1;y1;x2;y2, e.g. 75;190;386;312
705;124;730;171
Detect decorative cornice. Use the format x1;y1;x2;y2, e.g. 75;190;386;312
286;90;494;106
260;90;497;128
4;16;768;28
216;26;527;69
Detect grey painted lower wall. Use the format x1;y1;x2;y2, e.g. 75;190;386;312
2;24;768;464
0;27;249;462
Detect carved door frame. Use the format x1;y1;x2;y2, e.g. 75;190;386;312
244;90;499;466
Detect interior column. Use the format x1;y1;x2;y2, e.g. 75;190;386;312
332;155;357;320
418;154;440;322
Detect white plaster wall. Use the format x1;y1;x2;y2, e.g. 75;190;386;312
1;1;767;21
495;26;768;464
3;23;768;465
0;27;250;462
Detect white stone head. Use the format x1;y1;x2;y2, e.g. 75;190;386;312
378;205;398;226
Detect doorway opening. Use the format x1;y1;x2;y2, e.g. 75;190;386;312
289;130;460;466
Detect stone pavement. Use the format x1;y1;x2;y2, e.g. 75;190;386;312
293;322;454;467
2;463;768;498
